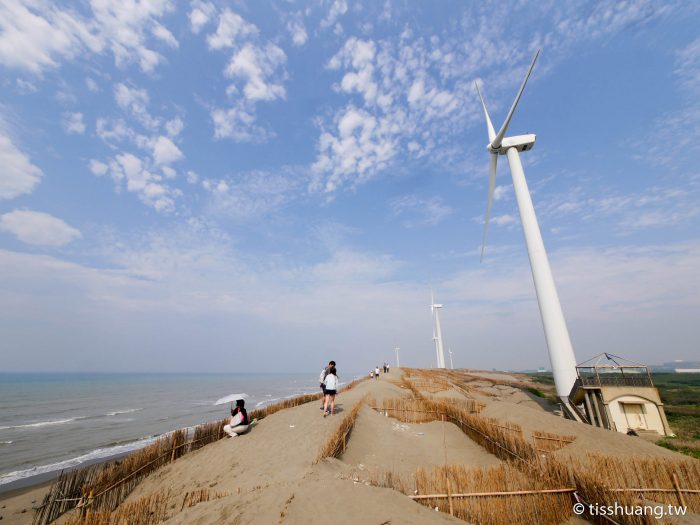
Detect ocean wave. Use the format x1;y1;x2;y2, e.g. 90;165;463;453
0;435;159;486
0;417;87;430
255;397;280;408
0;440;12;445
104;408;143;417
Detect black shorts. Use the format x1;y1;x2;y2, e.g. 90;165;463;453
321;384;326;394
325;389;337;396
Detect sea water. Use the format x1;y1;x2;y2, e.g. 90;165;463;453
0;372;324;491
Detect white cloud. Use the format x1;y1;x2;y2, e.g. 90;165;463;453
287;18;307;47
390;195;453;227
210;104;269;142
114;83;160;130
0;0;177;75
320;0;347;30
0;209;81;246
225;43;286;102
106;152;179;212
491;214;517;226
204;9;288;142
152;22;178;48
85;77;99;92
151;136;183;165
207;9;257;50
186;170;199;184
0;131;43;199
205;168;305;219
62;112;86;134
165;117;184;137
16;78;38;93
89;159;108;175
189;1;215;34
89;0;176;73
0;0;95;74
313;35;476;193
311;106;396;193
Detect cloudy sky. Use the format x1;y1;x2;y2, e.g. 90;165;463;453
1;0;699;375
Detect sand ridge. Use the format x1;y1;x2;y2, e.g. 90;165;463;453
3;368;695;524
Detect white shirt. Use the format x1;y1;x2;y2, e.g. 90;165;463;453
324;373;339;391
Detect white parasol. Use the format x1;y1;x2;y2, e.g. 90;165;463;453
214;393;248;406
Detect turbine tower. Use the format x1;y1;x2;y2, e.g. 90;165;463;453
394;346;400;368
448;347;454;369
431;290;446;369
475;50;578;402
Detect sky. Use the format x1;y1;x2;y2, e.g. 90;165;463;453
1;0;699;375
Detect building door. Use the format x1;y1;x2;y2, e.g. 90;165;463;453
622;403;647;430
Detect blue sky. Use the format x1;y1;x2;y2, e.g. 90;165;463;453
1;0;699;374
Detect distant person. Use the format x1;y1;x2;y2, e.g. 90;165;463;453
375;366;380;379
369;370;374;379
319;360;336;410
223;399;249;437
323;366;339;417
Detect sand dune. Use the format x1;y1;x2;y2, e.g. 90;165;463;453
2;368;697;524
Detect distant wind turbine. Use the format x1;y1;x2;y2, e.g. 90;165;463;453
430;289;446;369
394;346;400;368
448;347;454;369
475;50;578;402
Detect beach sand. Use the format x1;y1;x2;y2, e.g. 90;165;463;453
2;368;696;524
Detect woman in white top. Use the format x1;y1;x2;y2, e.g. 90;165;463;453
323;366;339;417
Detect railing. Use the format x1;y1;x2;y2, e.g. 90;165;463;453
579;375;653;388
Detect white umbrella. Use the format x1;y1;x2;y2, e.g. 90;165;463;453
214;393;248;406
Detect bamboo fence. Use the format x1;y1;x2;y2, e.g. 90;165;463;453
33;379;368;525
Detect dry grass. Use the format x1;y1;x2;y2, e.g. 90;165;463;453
61;491;171;525
566;453;700;524
35;380;368;525
532;431;576;453
414;464;572;525
316;396;366;462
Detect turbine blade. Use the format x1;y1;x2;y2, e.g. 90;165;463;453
480;153;498;262
491;49;540;149
474;81;496;142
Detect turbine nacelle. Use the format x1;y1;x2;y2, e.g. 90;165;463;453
486;134;536;155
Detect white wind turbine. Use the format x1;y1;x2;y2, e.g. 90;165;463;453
475;50;578;403
394;346;400;368
430;290;446;369
448;347;454;369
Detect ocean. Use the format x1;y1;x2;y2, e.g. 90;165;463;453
0;372;327;492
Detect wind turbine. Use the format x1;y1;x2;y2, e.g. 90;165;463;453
430;290;446;369
475;50;578;403
394;346;400;368
448;347;454;369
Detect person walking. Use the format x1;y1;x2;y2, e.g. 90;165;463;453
323;366;339;417
375;365;380;379
319;360;335;410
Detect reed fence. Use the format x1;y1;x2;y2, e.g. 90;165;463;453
34;379;367;525
316;395;367;461
362;382;699;525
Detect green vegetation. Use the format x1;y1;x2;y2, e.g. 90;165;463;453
526;386;546;398
526;371;700;459
529;372;555;386
652;373;700;460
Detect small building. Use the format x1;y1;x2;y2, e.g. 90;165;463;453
568;353;672;436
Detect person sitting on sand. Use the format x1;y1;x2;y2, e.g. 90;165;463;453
323;366;339;417
223;399;249;437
